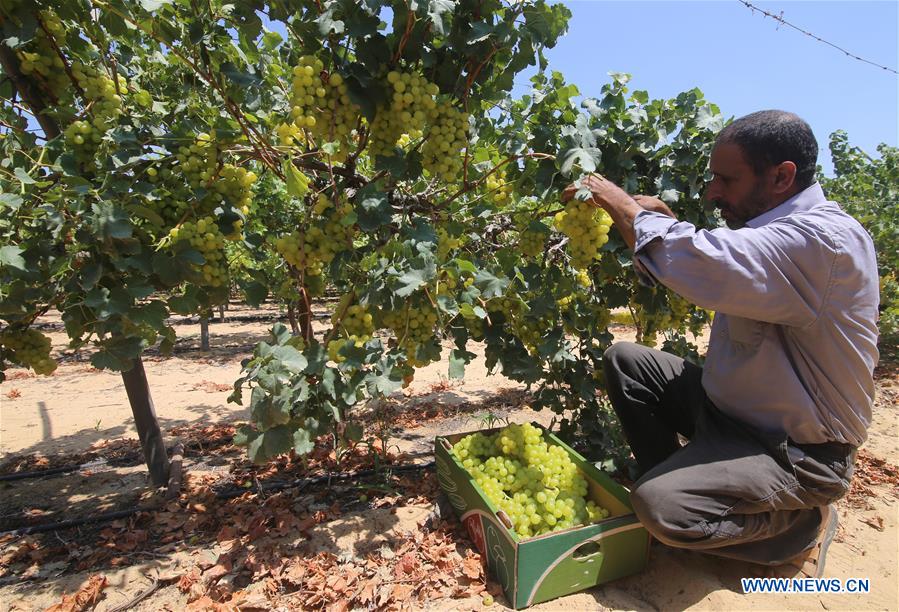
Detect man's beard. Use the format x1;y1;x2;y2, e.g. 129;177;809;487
718;181;770;229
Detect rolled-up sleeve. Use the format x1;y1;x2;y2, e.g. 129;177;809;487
632;210;834;327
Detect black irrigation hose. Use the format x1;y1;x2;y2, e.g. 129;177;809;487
0;461;435;538
0;437;239;483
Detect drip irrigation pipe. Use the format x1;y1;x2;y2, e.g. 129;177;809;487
0;461;435;538
0;437;238;483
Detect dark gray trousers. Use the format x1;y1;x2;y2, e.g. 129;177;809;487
602;342;856;565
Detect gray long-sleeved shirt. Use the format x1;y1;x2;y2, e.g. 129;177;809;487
632;183;879;446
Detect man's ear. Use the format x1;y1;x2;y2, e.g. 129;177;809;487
772;160;797;194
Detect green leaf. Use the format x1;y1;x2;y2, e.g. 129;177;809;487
292;428;315;455
282;160;309;198
92;203;132;240
355;189;391;232
0;193;23;210
247;426;293;464
0;246;25;270
13;167;35;185
474;269;510;299
558;146;600;176
140;0;172;10
270;345;308;373
395;260;436;297
426;0;456;35
240;280;268;307
168;294;201;314
449;349;475;379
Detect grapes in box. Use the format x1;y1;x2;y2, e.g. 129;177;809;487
435;423;649;609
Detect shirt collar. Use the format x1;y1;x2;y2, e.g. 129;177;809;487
745;182;827;229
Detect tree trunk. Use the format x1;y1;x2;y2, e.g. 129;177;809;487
121;356;170;486
287;302;300;335
298;287;314;342
200;314;210;351
218;304;225;322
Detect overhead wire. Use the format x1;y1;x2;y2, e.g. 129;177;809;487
736;0;898;76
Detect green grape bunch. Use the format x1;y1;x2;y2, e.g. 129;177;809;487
168;217;228;287
1;328;57;375
381;302;439;367
17;11;68;98
518;224;549;259
284;56;360;159
554;200;613;269
421;101;469;182
451;423;610;539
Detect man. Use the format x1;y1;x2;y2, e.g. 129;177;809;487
562;110;879;577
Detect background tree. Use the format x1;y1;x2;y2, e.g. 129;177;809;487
820;131;898;344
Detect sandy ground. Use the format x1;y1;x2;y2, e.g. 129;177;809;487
0;304;896;611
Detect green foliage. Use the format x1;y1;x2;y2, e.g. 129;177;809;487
821;131;899;341
0;0;721;462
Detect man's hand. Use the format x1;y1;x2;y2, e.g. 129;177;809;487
561;174;677;251
633;195;677;220
561;173;627;209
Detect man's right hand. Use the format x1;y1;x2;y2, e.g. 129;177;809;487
633;195;677;220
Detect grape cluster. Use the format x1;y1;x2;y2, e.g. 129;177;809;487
274;200;356;275
512;314;553;356
436;227;462;260
168;217;228;287
333;296;375;343
1;328;57;375
368;70;439;160
485;171;513;207
381;303;439;367
451;423;610;538
71;63;125;123
554;200;613;269
146;167;191;226
18;11;68;97
518;226;548;259
287;56;360;159
289;56;327;131
211;164;256;210
421;101;468;182
63;120;103;163
177;132;219;189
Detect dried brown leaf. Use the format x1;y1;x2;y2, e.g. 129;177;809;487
44;574;107;612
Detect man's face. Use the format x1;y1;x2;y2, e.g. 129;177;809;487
705;142;773;229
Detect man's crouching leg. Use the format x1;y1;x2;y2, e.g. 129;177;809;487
625;424;825;567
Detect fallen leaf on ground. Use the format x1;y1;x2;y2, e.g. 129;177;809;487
45;574;107;612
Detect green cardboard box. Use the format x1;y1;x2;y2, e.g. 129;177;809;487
435;424;649;609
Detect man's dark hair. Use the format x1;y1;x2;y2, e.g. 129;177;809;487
716;110;818;191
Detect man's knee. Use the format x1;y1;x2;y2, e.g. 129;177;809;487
602;342;643;379
631;476;704;547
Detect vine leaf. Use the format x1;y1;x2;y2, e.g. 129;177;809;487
0;246;25;270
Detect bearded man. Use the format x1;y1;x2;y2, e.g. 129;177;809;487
564;110;879;577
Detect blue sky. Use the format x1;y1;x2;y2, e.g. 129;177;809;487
530;1;898;176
